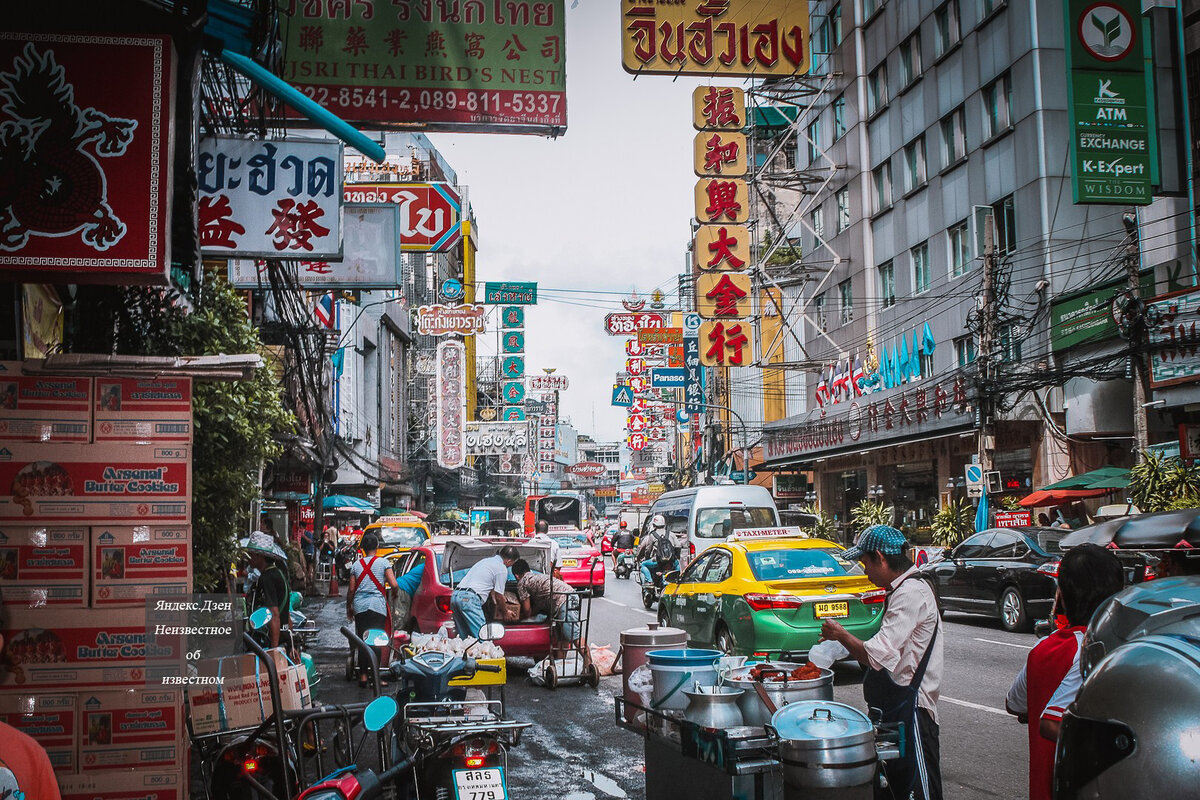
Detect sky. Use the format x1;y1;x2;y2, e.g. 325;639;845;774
429;1;710;444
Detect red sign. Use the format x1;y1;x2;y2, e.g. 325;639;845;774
604;313;669;336
567;462;607;477
994;510;1033;528
627;432;648;451
343;183;461;252
0;34;174;284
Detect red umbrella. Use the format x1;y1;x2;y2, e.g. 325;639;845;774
1018;487;1113;507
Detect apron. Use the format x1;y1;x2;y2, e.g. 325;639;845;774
357;556;394;640
863;591;939;800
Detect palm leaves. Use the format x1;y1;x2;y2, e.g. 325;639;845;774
1128;451;1200;512
850;500;893;533
931;499;974;548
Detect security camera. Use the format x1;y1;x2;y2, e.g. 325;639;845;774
1121;212;1138;233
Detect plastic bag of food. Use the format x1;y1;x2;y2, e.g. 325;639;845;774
589;644;618;676
808;639;849;669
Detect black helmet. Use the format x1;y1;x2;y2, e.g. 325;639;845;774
1081;576;1200;679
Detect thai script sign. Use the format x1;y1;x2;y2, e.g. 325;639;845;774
484;281;538;304
436;341;466;469
464;421;529;456
343;183;461;251
1147;287;1200;388
621;0;809;77
416;303;487;336
283;0;567;134
198;137;343;258
0;33;173;284
604;312;669;336
567;462;606;477
638;328;683;345
528;374;568;391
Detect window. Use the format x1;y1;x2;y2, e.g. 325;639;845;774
955;335;976;366
953;532;995;559
919;351;934;377
695;507;777;539
903;136;926;192
833;95;847;139
911;242;931;293
839;279;854;324
1000;325;1023;362
949;220;972;276
863;0;882;20
747;547;863;581
836;187;851;233
878;261;896;308
814;292;827;331
990;194;1016;254
934;0;961;57
701;551;733;582
899;34;921;87
807;119;822;164
983;531;1023;559
981;0;1004;18
680;551;716;582
868;63;888;115
940;106;967;165
813;20;831;75
831;3;843;46
983;72;1013;139
811;205;825;240
873;161;892;212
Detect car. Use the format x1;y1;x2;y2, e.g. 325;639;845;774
361;514;431;560
917;527;1066;632
647;484;782;569
551;533;606;597
391;536;554;660
656;532;887;657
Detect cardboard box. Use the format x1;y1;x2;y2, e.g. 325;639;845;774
0;692;77;773
91;525;190;607
58;769;184;800
0;607;182;690
0;363;91;443
187;649;310;736
79;689;183;771
0;442;190;523
94;377;193;444
0;525;88;607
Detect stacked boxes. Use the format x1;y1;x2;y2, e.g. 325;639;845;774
187;648;313;736
0;367;195;792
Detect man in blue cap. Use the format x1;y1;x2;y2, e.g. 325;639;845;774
820;525;943;800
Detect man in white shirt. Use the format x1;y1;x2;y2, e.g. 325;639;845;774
821;525;943;800
451;545;520;638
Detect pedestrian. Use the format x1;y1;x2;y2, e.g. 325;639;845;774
346;532;399;688
450;545;520;638
244;531;293;653
530;520;561;575
820;525;943;800
512;558;591;667
318;528;336;564
300;525;316;586
1005;543;1123;800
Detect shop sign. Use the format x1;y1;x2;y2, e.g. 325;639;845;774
684;335;704;414
271;469;310;495
503;355;526;378
638;327;683;345
528;374;568;391
650;368;688;388
503;406;526;421
198;137;343;258
593;486;618;498
441;278;465;300
567;462;606;477
484;282;538;304
1179;424;1200;460
693;85;745;130
1147;287;1200;387
502;330;525;353
604;312;669;336
228;203;401;287
435;340;466;469
622;0;809;77
694;131;747;177
416;303;487;336
696;273;752;319
694;179;749;224
994;510;1033;528
1050;271;1153;351
282;1;566;134
343;183;461;251
0;34;174;284
502;381;526;404
763;376;974;462
501;306;525;328
464;421;529;456
694;224;749;271
699;321;753;367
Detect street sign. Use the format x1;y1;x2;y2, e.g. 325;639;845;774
650;368;689;388
484;282;538;304
965;464;984;487
729;470;758;482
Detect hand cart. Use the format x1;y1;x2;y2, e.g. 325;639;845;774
542;586;600;689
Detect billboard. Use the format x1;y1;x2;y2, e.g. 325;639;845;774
416;304;487;336
436;340;466;469
344;183;462;251
484;282;538;304
464;421;530;456
282;1;567;135
0;33;174;284
198;137;343;258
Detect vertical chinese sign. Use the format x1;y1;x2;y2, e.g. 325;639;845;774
436;340;466;469
283;1;567;135
0;33;175;284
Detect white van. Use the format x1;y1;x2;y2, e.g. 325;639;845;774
645;484;781;567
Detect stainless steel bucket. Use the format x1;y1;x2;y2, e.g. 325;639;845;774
723;662;834;727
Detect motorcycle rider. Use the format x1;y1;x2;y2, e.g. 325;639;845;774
637;514;678;587
611;520;636;569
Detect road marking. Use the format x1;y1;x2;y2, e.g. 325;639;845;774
598;597;627;608
943;696;1010;716
974;637;1033;650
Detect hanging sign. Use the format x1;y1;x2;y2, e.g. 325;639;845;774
699;321;754;367
694;225;750;271
638;328;684;345
503;381;526;404
697;273;753;319
528;375;569;391
484;282;538;304
502;330;526;353
199;136;343;258
343;183;462;251
441;278;465;301
502;356;526;378
435;340;466;469
416;304;487;336
503;406;527;422
695;179;749;224
501;306;525;328
604;312;669;336
694;131;747;177
568;462;607;477
464;421;530;456
693;86;746;130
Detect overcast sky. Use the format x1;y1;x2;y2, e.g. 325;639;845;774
429;1;709;444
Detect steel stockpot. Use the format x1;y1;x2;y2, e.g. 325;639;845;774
723;662;834;727
767;700;877;789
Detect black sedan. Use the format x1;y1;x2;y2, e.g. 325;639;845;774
918;527;1065;632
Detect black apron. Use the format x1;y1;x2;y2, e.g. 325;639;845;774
862;584;939;800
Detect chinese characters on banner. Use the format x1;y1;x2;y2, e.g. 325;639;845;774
198;137;344;258
621;0;810;77
436;340;467;469
283;1;567;134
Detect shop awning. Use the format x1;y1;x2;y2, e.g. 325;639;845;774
1041;467;1131;491
322;494;377;512
1019;488;1114;508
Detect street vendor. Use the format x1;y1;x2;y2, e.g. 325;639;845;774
245;531;293;652
820;525;943;800
512;558;591;667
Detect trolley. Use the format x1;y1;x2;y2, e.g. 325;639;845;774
542;583;600;689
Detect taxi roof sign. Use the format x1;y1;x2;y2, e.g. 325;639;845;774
729;526;809;541
373;515;426;525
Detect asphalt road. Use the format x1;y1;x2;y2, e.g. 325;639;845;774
305;573;1034;800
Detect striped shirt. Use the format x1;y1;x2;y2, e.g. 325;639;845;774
861;566;944;724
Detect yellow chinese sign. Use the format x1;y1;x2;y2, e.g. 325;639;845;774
695;179;749;224
694;131;747;177
622;0;810;77
693;224;750;271
696;273;753;319
693;86;746;130
699;320;755;367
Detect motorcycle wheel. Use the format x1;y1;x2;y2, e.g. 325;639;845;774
642;589;654;610
344;652;355;681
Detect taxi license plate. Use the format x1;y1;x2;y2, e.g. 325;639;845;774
814;601;849;619
454;767;506;800
562;559;578;567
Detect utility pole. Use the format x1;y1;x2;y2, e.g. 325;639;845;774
978;216;997;480
1124;213;1149;462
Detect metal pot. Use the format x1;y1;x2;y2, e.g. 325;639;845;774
723;662;834;727
682;685;745;729
768;700;877;789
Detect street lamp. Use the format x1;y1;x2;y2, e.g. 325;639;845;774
804;490;817;504
868;484;885;500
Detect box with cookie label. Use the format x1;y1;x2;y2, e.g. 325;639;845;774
0;525;89;608
0;362;91;444
93;377;192;444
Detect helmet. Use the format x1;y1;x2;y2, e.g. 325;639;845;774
619;520;628;529
1081;576;1200;679
1055;634;1200;798
651;513;666;529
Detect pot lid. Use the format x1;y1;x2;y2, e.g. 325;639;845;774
620;623;687;645
772;701;873;741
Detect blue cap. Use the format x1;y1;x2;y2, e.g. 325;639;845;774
841;525;908;561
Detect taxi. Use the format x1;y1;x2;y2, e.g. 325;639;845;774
657;528;887;656
361;514;431;560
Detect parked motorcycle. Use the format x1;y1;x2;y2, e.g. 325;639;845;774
336;541;359;584
613;549;635;580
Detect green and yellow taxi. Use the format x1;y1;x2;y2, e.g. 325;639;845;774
362;514;431;561
657;530;887;656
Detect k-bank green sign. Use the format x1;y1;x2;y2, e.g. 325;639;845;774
1050;270;1155;351
1063;0;1154;205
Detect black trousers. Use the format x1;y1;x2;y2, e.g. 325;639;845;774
913;707;942;800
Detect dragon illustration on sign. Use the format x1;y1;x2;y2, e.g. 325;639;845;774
0;43;137;252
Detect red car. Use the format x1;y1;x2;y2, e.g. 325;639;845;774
391;536;554;660
551;533;606;597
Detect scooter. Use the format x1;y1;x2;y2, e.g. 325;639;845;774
613;549;635;580
636;561;675;609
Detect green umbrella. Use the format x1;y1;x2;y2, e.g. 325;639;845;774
1041;466;1130;491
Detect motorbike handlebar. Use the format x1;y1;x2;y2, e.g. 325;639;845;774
476;663;502;673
